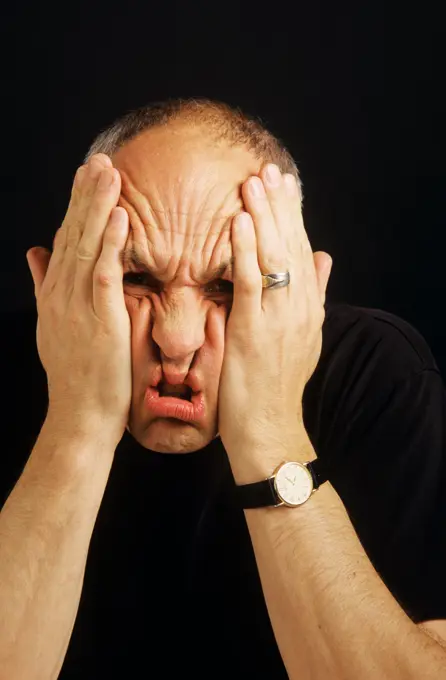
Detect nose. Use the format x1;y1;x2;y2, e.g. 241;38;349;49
151;292;207;382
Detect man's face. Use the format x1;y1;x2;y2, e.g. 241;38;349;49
112;124;261;454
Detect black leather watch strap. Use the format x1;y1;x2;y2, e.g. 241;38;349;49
235;458;327;509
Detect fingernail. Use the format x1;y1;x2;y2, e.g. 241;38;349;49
249;177;264;197
265;164;281;187
98;170;114;189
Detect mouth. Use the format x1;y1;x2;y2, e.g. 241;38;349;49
145;383;205;422
156;383;194;401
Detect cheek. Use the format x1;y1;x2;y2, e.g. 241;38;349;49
124;293;139;316
124;293;154;335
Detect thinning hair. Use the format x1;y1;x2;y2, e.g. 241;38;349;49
84;98;303;198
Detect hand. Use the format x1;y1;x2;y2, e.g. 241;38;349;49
218;164;333;460
26;154;132;448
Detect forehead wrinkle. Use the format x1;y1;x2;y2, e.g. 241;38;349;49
119;169;159;230
121;177;241;235
197;214;234;282
118;160;245;281
176;177;241;278
119;169;181;275
122;209;237;282
119;157;245;227
197;184;241;277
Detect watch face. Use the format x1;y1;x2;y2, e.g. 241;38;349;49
274;462;313;506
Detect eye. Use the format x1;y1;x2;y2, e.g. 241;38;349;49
123;273;233;296
123;272;153;287
204;280;233;295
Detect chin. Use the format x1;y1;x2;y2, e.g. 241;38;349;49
126;418;218;454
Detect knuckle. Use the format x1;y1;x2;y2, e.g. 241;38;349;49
76;245;95;261
66;310;83;328
84;160;104;184
96;173;114;194
66;224;81;248
94;268;115;287
94;179;116;204
263;258;285;273
88;156;111;179
53;227;65;249
238;276;260;295
90;153;112;167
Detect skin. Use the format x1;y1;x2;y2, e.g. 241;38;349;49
112;122;264;454
15;128;445;680
17;130;446;680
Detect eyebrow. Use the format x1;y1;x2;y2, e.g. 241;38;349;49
123;246;234;283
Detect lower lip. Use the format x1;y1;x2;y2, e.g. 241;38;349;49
145;387;205;422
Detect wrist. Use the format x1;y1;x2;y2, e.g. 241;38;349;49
31;416;117;488
44;408;122;452
226;424;314;485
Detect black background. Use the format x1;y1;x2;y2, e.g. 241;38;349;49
4;0;446;373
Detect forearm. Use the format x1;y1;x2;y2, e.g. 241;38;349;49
231;429;446;680
0;418;115;680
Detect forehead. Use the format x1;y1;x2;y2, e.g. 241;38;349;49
111;125;261;279
112;123;260;186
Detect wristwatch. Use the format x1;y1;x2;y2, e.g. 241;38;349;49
235;459;327;509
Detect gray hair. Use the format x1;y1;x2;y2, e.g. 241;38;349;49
84;98;303;199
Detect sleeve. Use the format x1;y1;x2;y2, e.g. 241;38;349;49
324;366;446;624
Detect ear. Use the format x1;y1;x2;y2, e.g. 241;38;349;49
313;252;333;307
26;247;52;298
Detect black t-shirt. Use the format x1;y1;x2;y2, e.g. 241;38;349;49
1;301;445;679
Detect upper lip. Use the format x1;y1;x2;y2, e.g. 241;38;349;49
151;373;202;394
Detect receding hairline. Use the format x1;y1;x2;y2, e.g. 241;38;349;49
84;98;303;200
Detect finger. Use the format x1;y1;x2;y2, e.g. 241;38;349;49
259;164;290;237
283;173;303;224
63;164;89;239
283;172;306;250
56;163;88;252
71;168;121;302
38;165;88;298
92;207;129;317
230;211;262;323
283;173;298;197
41;156;111;299
65;155;112;251
241;175;284;276
283;173;317;291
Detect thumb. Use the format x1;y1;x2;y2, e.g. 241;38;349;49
26;247;52;297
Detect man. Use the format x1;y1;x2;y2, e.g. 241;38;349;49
0;98;445;679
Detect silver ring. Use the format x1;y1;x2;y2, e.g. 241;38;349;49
261;271;291;290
